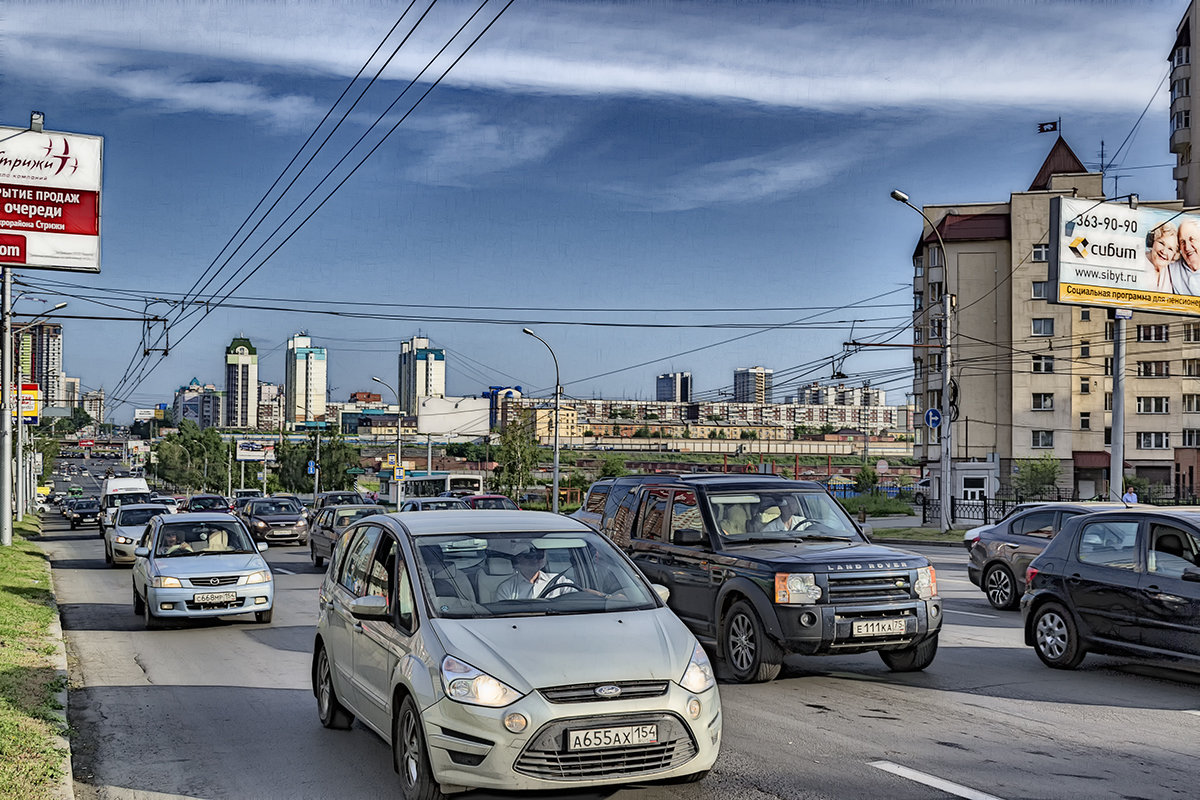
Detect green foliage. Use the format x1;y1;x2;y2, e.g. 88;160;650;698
598;454;629;478
1122;474;1150;498
632;426;650;438
739;430;757;440
565;469;590;489
839;493;912;516
445;442;491;462
613;408;635;419
644;412;659;420
274;431;359;493
151;420;233;492
494;412;537;500
855;465;878;493
1012;453;1061;496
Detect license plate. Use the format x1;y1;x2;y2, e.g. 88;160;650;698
852;619;907;637
193;591;237;604
567;724;658;751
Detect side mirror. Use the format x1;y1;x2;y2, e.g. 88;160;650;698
859;523;874;541
134;547;150;558
349;594;391;621
257;542;268;552
672;528;707;546
651;583;671;604
1182;567;1200;583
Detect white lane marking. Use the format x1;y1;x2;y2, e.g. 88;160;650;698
274;568;295;575
944;608;998;619
870;760;1004;800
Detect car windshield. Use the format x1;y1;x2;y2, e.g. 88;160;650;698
190;497;226;509
155;521;256;556
334;507;379;526
324;494;359;505
472;497;518;510
420;500;467;510
708;490;862;543
117;507;166;526
112;492;153;506
75;501;99;511
249;500;300;515
415;530;657;619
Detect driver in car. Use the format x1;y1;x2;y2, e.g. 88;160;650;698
494;546;575;600
761;496;808;532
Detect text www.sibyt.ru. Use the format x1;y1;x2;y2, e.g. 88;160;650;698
1074;267;1139;283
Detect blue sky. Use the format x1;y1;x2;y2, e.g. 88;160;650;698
0;0;1188;420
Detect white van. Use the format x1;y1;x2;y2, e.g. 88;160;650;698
100;477;153;532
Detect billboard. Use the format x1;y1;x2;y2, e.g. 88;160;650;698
0;125;103;272
133;408;156;421
1050;197;1200;316
416;396;490;437
235;440;276;462
9;383;39;424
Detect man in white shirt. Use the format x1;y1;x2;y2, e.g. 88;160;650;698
761;496;808;532
494;547;574;600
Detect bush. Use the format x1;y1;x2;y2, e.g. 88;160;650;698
839;494;913;517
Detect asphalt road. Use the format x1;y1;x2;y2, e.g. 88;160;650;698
39;470;1200;800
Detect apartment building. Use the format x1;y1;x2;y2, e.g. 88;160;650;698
733;366;773;404
656;371;692;402
398;336;445;415
908;136;1197;500
1172;5;1198;205
224;336;258;429
284;333;327;428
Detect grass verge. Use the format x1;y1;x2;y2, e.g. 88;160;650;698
0;515;66;800
872;527;964;544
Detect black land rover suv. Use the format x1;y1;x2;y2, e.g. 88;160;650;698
598;474;942;682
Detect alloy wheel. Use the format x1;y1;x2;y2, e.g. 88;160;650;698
985;567;1014;608
728;612;756;671
1036;610;1068;660
401;709;420;785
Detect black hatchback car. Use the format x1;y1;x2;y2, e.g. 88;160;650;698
1022;509;1200;669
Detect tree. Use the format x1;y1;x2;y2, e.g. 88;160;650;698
275;430;359;493
598;454;628;478
855;465;879;493
1012;453;1061;497
494;414;538;500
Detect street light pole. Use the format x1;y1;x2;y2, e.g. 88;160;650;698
1;268;11;546
892;189;954;535
523;328;561;514
372;376;403;505
13;302;67;519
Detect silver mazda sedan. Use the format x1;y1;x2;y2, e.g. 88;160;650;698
312;510;720;797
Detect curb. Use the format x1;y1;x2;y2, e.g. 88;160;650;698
31;518;76;800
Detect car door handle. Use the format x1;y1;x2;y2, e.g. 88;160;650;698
1000;543;1020;549
1145;586;1187;603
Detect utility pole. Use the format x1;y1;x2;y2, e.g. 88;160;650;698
2;267;12;547
1111;314;1128;499
313;430;321;501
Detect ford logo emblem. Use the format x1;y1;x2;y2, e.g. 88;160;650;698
594;684;621;698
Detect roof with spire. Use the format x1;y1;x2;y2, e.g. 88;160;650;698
1028;135;1088;191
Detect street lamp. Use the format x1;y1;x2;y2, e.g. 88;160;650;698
891;188;954;535
522;327;560;514
372;376;403;505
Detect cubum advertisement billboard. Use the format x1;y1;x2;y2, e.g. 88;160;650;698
0;125;103;273
1050;197;1200;316
235;441;276;462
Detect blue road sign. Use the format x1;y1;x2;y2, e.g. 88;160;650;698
307;460;315;468
924;408;942;429
307;465;316;475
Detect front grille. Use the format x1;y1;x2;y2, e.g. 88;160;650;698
269;521;295;528
540;681;669;704
826;572;912;604
514;713;696;781
187;575;241;587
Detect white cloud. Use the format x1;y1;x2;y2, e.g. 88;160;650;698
402;112;565;186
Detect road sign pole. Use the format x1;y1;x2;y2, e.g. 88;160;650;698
1;267;12;547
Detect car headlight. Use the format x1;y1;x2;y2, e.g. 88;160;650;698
915;565;937;599
150;575;182;588
774;572;821;604
441;656;522;707
244;570;272;585
295;518;307;528
114;535;135;545
252;519;268;529
679;643;715;693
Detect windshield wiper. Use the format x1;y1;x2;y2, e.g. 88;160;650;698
797;533;855;542
723;535;797;544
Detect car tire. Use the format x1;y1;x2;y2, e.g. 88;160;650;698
393;695;444;800
315;646;354;730
132;586;145;615
1032;602;1086;669
104;542;113;565
142;593;160;630
721;599;782;683
70;520;77;530
255;609;273;624
879;633;938;672
311;543;325;569
983;564;1019;610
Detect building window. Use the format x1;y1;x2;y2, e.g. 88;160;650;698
930;319;943;339
1105;321;1114;341
1032;318;1055;337
1032;355;1055;373
1136;324;1169;342
1080;340;1090;358
1138;360;1170;378
1081;309;1090;321
913;358;923;380
1105;392;1113;411
1032;281;1048;299
1175;46;1191;67
1032;393;1054;410
928;246;944;268
929;281;943;299
914;254;924;277
1032;430;1054;449
1080;377;1091;394
1080;412;1091;430
1031;243;1049;262
1136;396;1169;414
914;291;923;311
1186;358;1200;377
929;353;943;373
914;328;924;344
1173;77;1191;102
1137;432;1170;449
1185;322;1200;342
1184;429;1200;447
1185;394;1200;412
1104;357;1113;376
1174;109;1192;133
1104;426;1112;445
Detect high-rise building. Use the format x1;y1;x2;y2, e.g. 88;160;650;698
224;336;258;429
62;376;80;408
172;379;223;429
656;371;692;402
398;336;445;414
257;382;283;431
1171;7;1199;204
733;367;773;404
16;322;64;407
284;333;327;428
82;388;106;424
905;136;1200;499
